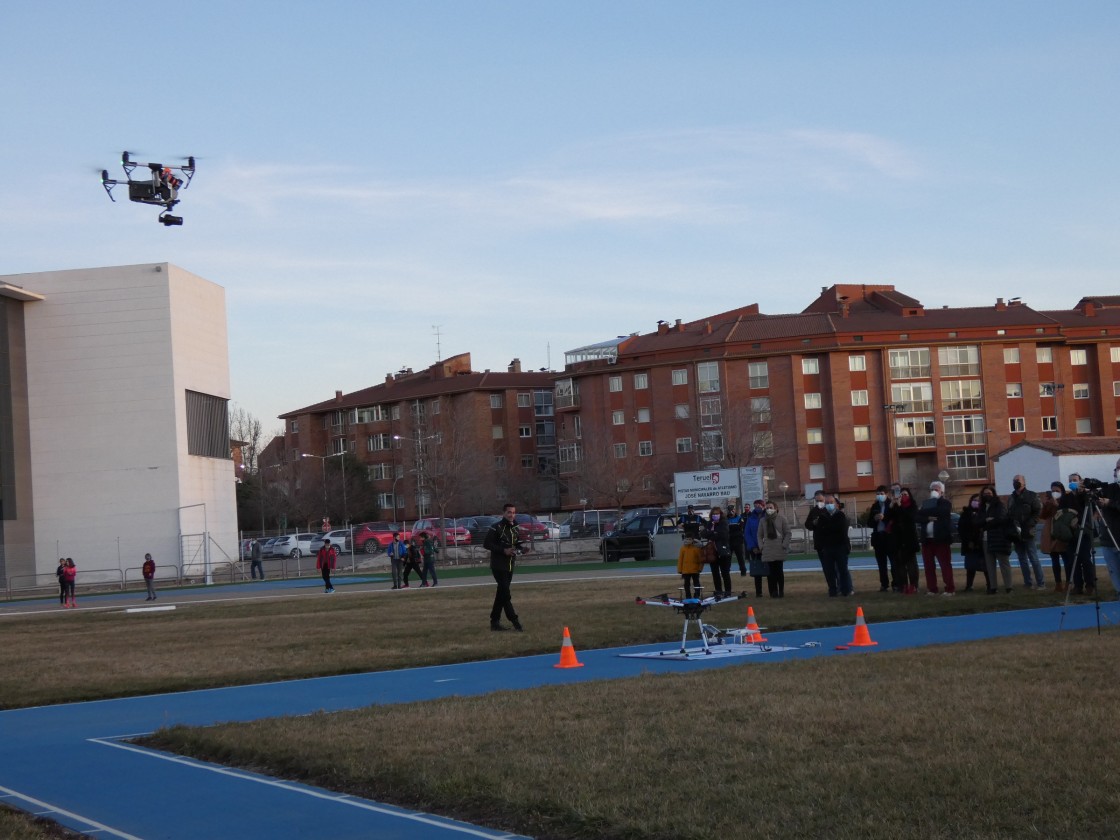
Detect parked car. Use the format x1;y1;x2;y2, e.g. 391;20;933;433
618;507;668;526
538;519;561;539
258;536;283;558
412;518;472;546
600;514;678;561
514;513;550;540
310;530;352;554
563;509;620;538
269;533;317;559
465;515;501;543
353;521;411;553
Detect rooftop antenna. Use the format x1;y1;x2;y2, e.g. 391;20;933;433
547;341;551;370
432;325;443;361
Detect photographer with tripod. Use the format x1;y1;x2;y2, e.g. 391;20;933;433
1094;458;1120;596
1060;473;1098;596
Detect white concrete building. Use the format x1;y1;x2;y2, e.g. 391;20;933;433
992;437;1120;494
0;263;237;588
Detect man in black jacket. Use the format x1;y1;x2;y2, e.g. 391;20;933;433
484;503;527;631
1007;474;1044;589
1093;458;1120;596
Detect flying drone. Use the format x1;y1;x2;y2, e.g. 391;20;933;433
100;151;196;226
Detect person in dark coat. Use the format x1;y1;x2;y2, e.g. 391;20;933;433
886;488;921;594
702;506;733;596
757;502;791;597
726;503;747;578
957;494;989;592
744;500;767;594
916;480;956;595
814;495;851;597
980;485;1014;593
866;486;897;592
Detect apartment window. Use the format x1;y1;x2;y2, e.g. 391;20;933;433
938;345;980;377
672;368;688;386
1042;416;1057;432
1114;381;1120;397
612;410;625;425
534;390;554;417
1009;417;1025;433
1076;418;1093;434
638;440;653;457
1073;384;1090;400
1040;383;1056;397
1112;347;1120;363
367;463;391;480
431;399;441;415
945;449;988;480
289;420;299;433
853;425;871;442
517;393;531;408
748;361;769;389
535;419;555;446
751;397;771;424
487;394;502;410
944;415;986;446
700;396;722;427
802;358;820;375
851;389;869;406
807;428;823;444
367;433;391;451
941;380;982;411
1006;383;1023;399
521;455;534;469
636;407;651;423
555;378;577;409
1070;348;1088;366
613;443;627;459
494;455;507;469
634;372;649;390
491;426;504;439
1003;348;1020;364
753;431;774;457
674;403;690;419
519;425;532;438
804;393;822;410
700;431;724;462
856;460;873;477
891;382;933;413
889;348;931;379
676;437;693;453
849;355;866;372
377;492;396;510
609;376;622;393
558;443;583;464
573;415;582;438
1036;347;1053;364
809;464;826;480
391;406;400;420
896;417;936;448
697;361;720;393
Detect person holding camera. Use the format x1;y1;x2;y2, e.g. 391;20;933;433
1094;458;1120;596
1060;473;1098;595
484;503;527;631
1007;474;1044;590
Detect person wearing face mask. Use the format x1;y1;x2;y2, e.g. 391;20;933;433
1094;458;1120;597
886;487;921;594
1039;482;1070;592
957;494;989;592
916;480;956;595
814;493;852;597
804;491;832;594
1007;474;1044;590
1059;473;1097;595
726;503;748;578
702;505;733;596
980;485;1014;594
866;485;897;592
744;500;767;591
757;501;791;597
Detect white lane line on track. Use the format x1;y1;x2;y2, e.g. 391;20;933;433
0;784;144;840
88;737;525;839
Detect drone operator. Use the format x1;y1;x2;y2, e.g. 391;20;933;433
1094;458;1120;595
1059;473;1098;595
484;503;526;632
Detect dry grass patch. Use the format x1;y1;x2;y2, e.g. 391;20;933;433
146;630;1120;840
0;805;83;839
0;569;1105;709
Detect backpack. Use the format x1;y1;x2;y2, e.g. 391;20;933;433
1050;509;1076;545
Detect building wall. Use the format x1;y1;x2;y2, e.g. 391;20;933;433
3;263;235;581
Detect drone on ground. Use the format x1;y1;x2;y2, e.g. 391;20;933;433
636;588;747;655
100;152;196;226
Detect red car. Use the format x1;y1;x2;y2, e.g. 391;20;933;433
412;518;472;546
515;514;550;540
353;521;412;554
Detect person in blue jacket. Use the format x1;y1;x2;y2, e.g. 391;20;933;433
384;532;408;590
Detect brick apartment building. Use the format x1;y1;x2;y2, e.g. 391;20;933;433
553;285;1120;512
276;353;557;522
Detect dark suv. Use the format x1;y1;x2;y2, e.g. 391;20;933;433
599;514;678;561
564;509;619;538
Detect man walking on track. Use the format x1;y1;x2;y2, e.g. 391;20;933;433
316;538;337;594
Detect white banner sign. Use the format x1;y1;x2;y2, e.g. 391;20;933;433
673;469;741;507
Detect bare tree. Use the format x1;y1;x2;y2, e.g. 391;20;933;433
570;427;663;512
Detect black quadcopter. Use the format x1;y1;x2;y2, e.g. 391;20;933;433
100;151;196;226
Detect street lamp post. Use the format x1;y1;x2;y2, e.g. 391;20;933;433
301;452;348;528
392;434;439;520
302;453;328;520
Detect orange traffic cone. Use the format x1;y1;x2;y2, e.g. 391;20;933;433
744;606;767;642
554;626;585;669
848;606;878;647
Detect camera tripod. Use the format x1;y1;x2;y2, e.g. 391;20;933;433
1057;495;1120;633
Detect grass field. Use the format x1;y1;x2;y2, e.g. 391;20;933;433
5;565;1119;839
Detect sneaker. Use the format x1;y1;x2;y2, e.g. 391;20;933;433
942;591;955;597
490;622;509;632
926;591;939;596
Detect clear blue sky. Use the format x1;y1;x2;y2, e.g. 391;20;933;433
2;1;1118;433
